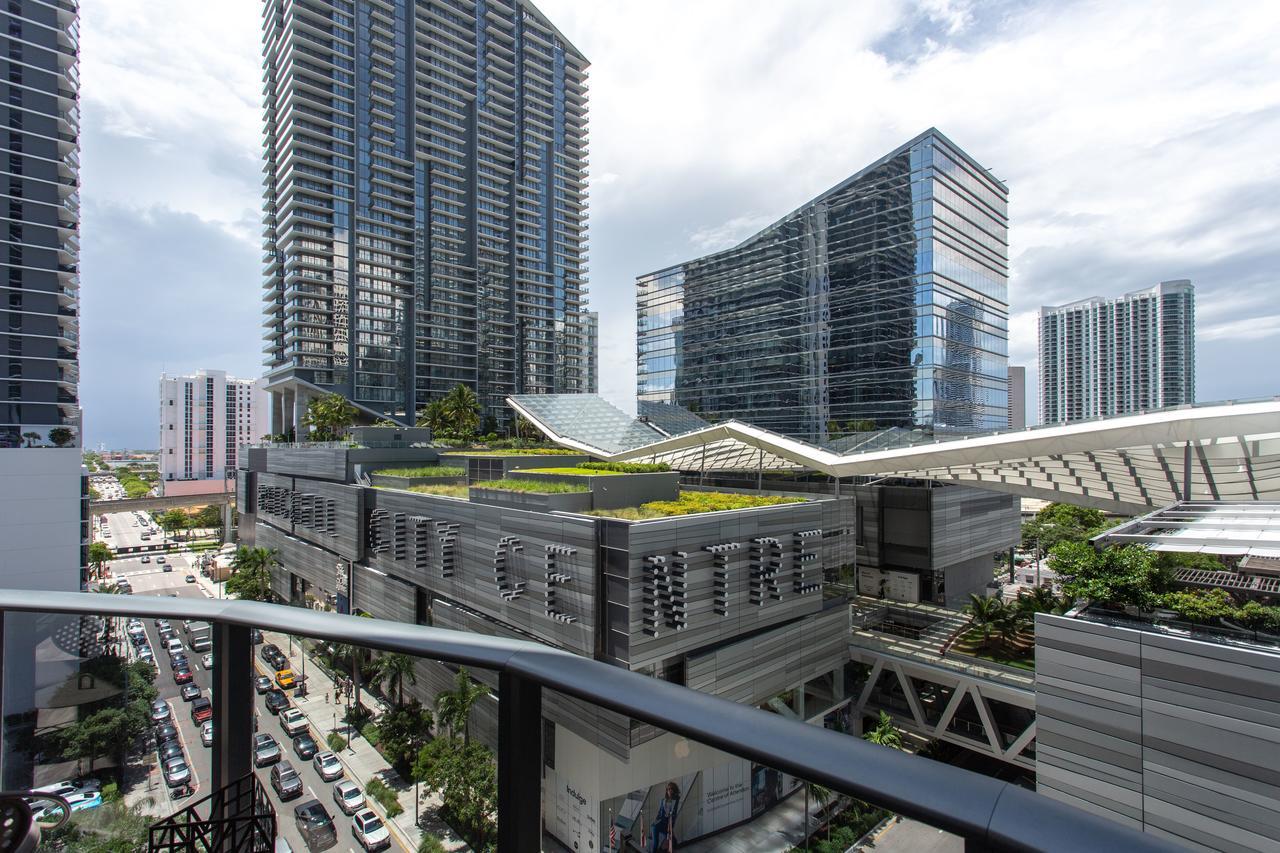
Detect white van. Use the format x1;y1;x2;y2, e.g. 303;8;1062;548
165;637;184;655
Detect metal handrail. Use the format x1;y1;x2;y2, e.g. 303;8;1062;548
0;590;1179;853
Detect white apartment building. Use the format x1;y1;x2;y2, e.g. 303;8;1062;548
1007;365;1026;430
159;370;268;487
1039;280;1195;424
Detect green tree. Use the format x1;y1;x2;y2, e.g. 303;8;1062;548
1022;502;1108;555
442;383;481;438
22;430;41;447
863;711;903;749
192;504;223;530
373;700;433;768
1159;588;1237;623
435;667;489;745
412;738;497;848
158;509;189;542
49;426;74;447
1051;542;1172;610
88;542;114;581
302;392;358;441
964;594;1009;652
371;652;417;708
226;546;277;602
416;399;450;434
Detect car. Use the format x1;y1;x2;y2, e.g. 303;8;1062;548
163;757;191;787
158;740;184;765
293;733;318;760
251;628;263;644
140;554;151;563
150;699;171;723
275;668;296;689
293;799;338;851
127;625;145;639
191;696;212;723
351;809;391;851
313;751;343;782
170;651;189;669
164;565;174;573
332;780;364;815
260;643;282;664
155;723;179;747
31;778;102;799
264;689;289;715
156;555;165;564
138;647;155;663
253;734;281;767
270;761;304;800
159;628;176;644
200;720;214;747
279;708;308;737
180;684;200;703
185;575;196;583
173;667;193;685
165;638;184;655
155;618;170;630
254;675;272;694
202;652;214;669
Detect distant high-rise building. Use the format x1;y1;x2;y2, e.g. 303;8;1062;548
1007;365;1026;430
159;370;268;491
261;0;590;435
1039;280;1195;424
0;0;85;788
636;129;1009;443
584;310;598;394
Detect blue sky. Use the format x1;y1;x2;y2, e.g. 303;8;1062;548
77;0;1280;448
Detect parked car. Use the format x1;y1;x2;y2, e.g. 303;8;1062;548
155;723;179;747
191;696;212;724
158;741;184;765
155;618;170;630
270;761;304;800
260;644;282;664
170;652;189;669
293;733;318;761
138;646;155;663
293;799;337;851
280;708;308;737
202;652;214;669
264;689;289;715
173;667;193;685
200;720;214;747
180;684;200;702
253;734;281;767
251;628;263;644
313;751;343;782
332;780;364;816
351;809;391;852
165;638;184;655
150;699;171;723
163;757;191;788
31;778;101;799
254;675;272;694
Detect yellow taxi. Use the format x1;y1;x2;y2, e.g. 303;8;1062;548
275;668;296;689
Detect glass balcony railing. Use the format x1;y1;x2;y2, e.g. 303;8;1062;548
0;590;1180;853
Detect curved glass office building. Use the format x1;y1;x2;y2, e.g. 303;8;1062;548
637;129;1008;444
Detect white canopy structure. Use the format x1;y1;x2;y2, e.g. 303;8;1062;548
508;396;1280;515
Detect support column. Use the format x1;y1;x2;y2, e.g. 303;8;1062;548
211;622;254;798
222;501;235;544
293;390;307;440
1182;442;1193;502
497;672;542;853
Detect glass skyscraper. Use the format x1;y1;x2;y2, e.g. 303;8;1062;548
637;129;1008;444
262;0;589;433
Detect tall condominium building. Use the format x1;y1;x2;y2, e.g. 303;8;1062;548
584;308;598;393
159;370;268;491
1007;364;1025;430
1039;280;1195;424
0;0;85;788
637;129;1009;444
261;0;590;435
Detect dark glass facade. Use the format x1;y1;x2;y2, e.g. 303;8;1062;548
262;0;589;429
0;0;79;448
637;129;1008;444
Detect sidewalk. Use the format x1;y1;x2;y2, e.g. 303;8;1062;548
194;571;467;852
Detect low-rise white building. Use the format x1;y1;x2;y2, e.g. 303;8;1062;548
159;370;267;490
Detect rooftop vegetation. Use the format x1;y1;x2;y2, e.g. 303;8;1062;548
373;465;466;478
578;461;670;473
470;478;589;494
406;484;470;499
586;491;807;520
520;466;625;476
441;448;580;457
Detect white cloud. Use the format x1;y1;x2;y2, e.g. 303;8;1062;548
1200;316;1280;342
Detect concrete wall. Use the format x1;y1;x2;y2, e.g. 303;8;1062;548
1035;612;1280;852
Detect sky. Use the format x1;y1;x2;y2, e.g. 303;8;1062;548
77;0;1280;448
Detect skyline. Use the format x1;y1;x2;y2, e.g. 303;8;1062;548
76;0;1280;447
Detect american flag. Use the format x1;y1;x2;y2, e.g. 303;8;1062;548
609;821;616;849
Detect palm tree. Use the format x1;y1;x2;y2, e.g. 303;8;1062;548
302;393;358;441
863;711;903;749
416;399;449;434
441;384;481;438
372;652;417;708
22;431;40;448
809;782;835;840
964;594;1007;652
435;667;489;745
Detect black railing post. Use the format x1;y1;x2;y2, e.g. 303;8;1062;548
211;622;253;802
498;671;541;852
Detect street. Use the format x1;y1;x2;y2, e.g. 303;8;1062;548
105;509;400;853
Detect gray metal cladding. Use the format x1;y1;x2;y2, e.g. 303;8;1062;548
264;448;349;481
1035;612;1280;851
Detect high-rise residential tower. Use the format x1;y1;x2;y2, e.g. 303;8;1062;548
584;308;598;393
0;0;84;788
1007;365;1025;430
261;0;590;435
636;129;1009;444
159;369;268;493
1039;280;1195;424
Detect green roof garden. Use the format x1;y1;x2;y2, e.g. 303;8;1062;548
372;465;466;478
470;478;589;494
585;491;807;520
